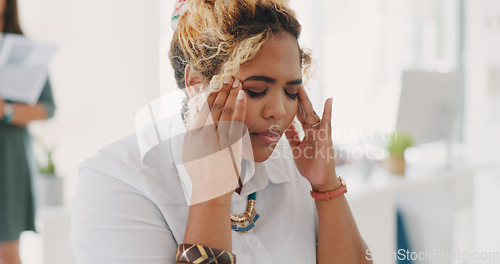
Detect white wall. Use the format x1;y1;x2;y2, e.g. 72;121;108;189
465;0;500;167
464;0;500;253
18;0;161;204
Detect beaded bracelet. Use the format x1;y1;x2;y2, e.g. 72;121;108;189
175;243;236;264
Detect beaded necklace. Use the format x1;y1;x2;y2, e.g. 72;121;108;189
230;192;259;233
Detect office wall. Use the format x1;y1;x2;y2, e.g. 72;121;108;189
465;0;500;252
18;0;161;204
465;0;500;167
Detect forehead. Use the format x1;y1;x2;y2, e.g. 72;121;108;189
237;33;302;81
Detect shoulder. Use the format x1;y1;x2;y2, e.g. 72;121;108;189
77;114;187;205
71;134;180;263
73;131;187;227
76;134;159;206
79;134;145;182
81;133;143;168
79;111;185;191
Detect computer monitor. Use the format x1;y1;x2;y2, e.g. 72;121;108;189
396;71;460;145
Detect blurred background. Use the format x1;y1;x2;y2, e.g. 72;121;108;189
10;0;500;263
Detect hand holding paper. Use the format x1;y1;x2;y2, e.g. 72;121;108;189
0;34;57;105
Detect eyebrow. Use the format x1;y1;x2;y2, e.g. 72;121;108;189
243;75;302;85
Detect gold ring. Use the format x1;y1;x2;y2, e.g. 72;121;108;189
309;121;321;127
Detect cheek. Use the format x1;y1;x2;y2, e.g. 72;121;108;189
284;100;299;122
243;99;258;126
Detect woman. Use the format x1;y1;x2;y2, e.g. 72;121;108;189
0;0;56;263
71;0;370;263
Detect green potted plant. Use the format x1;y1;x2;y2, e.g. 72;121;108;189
35;145;64;207
385;131;414;175
39;149;55;175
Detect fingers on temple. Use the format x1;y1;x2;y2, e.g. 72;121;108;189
298;87;319;125
321;98;333;130
231;87;246;124
210;77;234;125
220;78;241;123
227;80;246;140
297;104;307;125
285;123;300;147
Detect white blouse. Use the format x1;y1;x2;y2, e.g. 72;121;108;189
70;113;318;264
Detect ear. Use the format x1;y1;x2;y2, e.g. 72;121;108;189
185;65;204;98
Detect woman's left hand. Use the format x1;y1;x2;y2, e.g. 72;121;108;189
284;87;340;192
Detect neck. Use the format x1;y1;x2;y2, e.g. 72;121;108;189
0;17;4;32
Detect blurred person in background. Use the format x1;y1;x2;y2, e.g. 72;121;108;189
0;0;56;263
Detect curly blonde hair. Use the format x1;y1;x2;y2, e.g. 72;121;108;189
169;0;312;125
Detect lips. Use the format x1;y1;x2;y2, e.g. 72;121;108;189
251;129;281;144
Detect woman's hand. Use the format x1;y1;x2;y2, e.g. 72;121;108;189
0;98;50;126
182;77;248;205
285;87;340;192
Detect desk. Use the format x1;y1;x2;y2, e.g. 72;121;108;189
30;206;73;264
342;164;474;264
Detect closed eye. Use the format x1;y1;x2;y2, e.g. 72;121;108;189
285;91;298;100
245;89;267;98
245;89;298;100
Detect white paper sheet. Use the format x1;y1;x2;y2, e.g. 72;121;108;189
0;34;57;105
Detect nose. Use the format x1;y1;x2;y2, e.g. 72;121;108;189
262;93;287;120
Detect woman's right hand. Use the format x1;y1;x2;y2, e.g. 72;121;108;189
182;76;247;205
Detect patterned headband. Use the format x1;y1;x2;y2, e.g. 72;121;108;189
172;0;189;31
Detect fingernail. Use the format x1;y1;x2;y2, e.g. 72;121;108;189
232;79;240;88
224;76;232;85
237;90;245;100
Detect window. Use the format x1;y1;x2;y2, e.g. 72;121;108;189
289;0;459;145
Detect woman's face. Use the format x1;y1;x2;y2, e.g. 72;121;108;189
234;32;302;162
